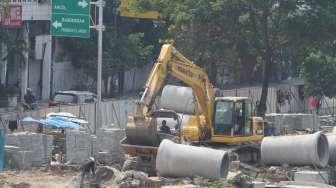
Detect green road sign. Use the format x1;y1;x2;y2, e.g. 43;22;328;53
51;0;91;38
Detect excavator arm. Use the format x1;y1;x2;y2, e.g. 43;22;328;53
126;44;215;146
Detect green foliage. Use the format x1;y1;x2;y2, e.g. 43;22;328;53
133;0;300;83
103;29;154;70
0;0;331;101
61;27;154;79
130;0;336;115
0;28;27;64
60;0;158;81
302;51;336;98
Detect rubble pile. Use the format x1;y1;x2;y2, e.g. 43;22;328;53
113;170;151;188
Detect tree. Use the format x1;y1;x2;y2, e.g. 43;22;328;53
302;51;336;98
128;0;336;116
131;0;299;116
0;27;27;85
287;0;336;103
61;0;159;95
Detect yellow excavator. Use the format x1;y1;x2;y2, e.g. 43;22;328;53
121;44;265;172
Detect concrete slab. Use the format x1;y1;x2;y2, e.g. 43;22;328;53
294;170;329;184
252;181;265;188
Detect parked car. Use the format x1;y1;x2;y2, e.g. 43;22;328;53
49;90;97;106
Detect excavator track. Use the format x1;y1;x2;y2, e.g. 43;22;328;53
200;142;261;163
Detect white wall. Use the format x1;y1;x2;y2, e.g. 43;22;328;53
52;61;77;92
123;64;152;92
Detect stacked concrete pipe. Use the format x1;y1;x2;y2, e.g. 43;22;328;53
156;139;230;179
261;132;329;167
160;85;196;114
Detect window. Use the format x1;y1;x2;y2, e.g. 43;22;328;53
214;101;234;125
214;100;235;135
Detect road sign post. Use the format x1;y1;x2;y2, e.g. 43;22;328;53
51;0;105;133
51;0;90;38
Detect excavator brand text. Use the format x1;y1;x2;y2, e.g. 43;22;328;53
177;66;194;78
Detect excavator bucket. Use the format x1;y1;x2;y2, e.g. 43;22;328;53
125;116;159;146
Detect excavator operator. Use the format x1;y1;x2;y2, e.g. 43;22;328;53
159;120;171;134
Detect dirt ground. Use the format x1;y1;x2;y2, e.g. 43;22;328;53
0;169;78;188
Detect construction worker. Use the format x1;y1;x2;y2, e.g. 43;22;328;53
160;120;171;134
80;157;96;188
24;88;36;110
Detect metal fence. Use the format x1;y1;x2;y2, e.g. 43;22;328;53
0;98;137;132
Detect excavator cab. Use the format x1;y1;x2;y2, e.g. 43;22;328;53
213;97;251;136
211;97;264;143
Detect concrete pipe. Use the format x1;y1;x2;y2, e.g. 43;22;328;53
160;85;196;114
326;133;336;165
156;139;230;179
261;132;329;167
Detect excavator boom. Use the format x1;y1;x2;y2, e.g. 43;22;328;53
126;44;215;146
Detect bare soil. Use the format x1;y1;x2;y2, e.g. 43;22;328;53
0;169;78;188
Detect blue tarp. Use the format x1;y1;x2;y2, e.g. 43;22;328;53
21;116;80;129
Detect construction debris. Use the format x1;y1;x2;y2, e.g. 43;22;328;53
3;108;336;188
267;181;335;188
113;170;150;188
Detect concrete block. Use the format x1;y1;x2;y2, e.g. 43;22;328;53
294;170;329;184
4;146;32;170
95;128;125;163
4;133;53;167
65;128;125;164
266;113;317;135
251;181;265;188
65;129;92;164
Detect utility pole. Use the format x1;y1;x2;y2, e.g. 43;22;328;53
96;0;105;103
21;22;29;101
91;0;105;132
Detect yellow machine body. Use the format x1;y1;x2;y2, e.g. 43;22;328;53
125;44;264;147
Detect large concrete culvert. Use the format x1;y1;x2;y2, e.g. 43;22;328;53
261;132;329;167
156;139;230;179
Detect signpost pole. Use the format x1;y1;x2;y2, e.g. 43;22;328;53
95;0;105;132
97;0;104;105
21;22;29;101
